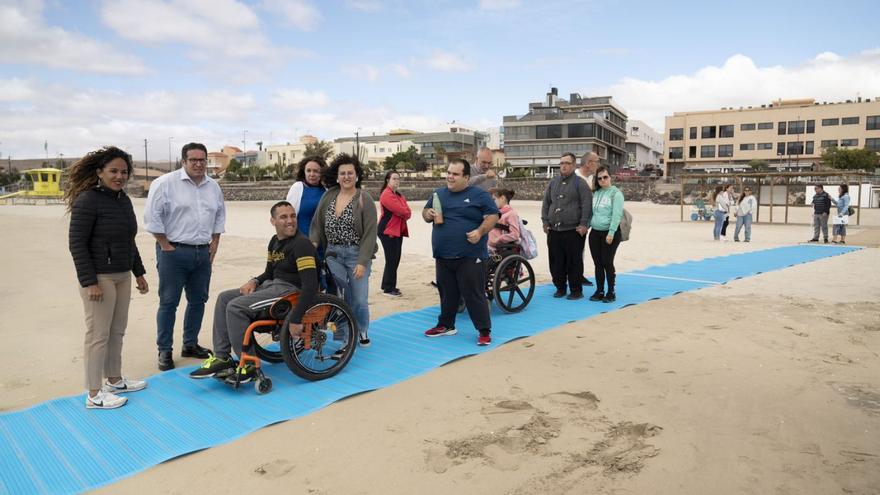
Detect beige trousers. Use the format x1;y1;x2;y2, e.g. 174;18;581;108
79;272;131;390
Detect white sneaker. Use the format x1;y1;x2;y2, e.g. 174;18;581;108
103;377;147;394
86;390;128;409
721;236;729;242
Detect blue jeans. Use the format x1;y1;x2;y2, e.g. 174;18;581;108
156;244;212;351
326;244;371;338
713;209;726;240
734;214;752;241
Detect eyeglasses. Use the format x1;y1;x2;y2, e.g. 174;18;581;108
338;171;356;177
597;175;610;181
186;158;207;164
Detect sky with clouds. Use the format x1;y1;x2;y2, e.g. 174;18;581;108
1;0;879;160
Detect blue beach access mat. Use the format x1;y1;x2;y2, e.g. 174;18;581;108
0;244;859;494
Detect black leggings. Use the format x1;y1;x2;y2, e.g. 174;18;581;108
379;234;403;292
588;229;621;293
721;217;729;236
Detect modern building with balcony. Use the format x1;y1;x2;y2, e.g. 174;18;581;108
663;97;880;177
502;88;628;175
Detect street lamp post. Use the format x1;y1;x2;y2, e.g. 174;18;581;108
168;137;174;170
355;128;361;161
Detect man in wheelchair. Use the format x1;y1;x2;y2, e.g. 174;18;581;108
190;201;319;382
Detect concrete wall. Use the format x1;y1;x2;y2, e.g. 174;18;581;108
208;177;681;205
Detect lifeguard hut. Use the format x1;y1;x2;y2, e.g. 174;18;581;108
0;168;65;205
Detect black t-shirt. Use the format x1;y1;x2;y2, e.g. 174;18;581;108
254;231;319;323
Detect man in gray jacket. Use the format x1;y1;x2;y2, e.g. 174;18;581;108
541;153;593;299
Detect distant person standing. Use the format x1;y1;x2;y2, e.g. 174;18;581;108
285;156;327;237
719;184;735;241
712;185;728;241
468;147;498;191
144;142;226;371
422;159;499;346
378;170;411;297
733;186;757;242
588;166;624;303
575;151;599;286
809;184;832;243
67;146;149;409
831;184;851;244
541;153;592;300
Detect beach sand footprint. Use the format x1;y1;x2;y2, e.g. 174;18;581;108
251;459;294;478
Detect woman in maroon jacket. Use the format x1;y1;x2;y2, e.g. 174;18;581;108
378;171;411;296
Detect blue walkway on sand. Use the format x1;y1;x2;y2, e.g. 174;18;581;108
0;245;859;494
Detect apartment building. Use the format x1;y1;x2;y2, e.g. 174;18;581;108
625;119;664;170
335;127;487;167
664;97;880;177
502;88;628;174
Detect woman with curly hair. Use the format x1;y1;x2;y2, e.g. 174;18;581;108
285;156;327;236
66;146;149;409
310;153;378;348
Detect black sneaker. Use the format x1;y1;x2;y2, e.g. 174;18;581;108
602;292;616;303
552;289;566;298
189;355;235;379
223;364;257;384
808;239;819;243
331;346;349;360
181;344;211;359
589;291;605;301
566;292;584;300
824;239;829;244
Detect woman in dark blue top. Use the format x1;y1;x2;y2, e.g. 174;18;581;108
285;156;327;236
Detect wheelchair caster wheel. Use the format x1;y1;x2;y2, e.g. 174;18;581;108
255;377;272;395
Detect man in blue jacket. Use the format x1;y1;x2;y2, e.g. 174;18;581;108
809;184;832;243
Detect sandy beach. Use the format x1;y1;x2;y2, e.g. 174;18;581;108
1;199;879;494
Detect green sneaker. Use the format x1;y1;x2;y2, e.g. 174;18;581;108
223;364;257;385
189;355;235;379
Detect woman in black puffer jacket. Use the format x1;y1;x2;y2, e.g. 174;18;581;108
66;146;149;410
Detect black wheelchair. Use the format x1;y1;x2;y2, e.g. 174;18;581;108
484;241;536;313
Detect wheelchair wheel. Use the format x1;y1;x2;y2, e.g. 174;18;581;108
252;325;284;364
493;254;535;313
280;294;357;381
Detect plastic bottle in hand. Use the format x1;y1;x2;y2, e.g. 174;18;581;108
432;191;444;224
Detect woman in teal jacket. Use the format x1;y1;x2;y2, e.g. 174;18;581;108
588;165;624;303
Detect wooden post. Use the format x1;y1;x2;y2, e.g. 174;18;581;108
856;173;862;226
680;174;684;222
784;177;790;224
769;174;775;224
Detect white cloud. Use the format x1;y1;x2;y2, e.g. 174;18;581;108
478;0;521;10
260;0;322;31
425;49;472;72
346;0;383;12
341;64;380;82
100;0;299;63
593;50;880;131
391;63;411;78
271;89;330;110
0;2;146;75
0;78;35;102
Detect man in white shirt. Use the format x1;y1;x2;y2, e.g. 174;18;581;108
575;151;600;287
144;143;226;371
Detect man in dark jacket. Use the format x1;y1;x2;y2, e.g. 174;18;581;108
541;153;593;299
809;184;832;243
190;201;319;382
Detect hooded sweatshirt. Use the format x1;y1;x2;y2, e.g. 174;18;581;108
590;185;624;234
